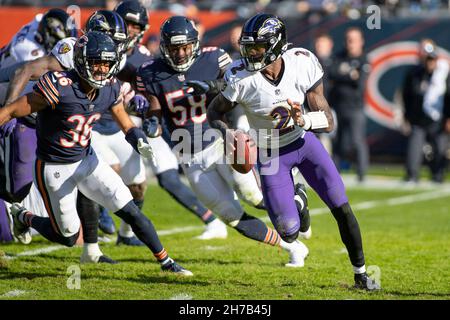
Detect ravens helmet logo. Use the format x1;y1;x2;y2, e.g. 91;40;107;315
58;43;71;54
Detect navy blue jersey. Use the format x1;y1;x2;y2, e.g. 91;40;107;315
94;45;153;135
136;47;231;154
33;70;121;163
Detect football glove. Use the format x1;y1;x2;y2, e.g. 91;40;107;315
183;79;225;95
137;138;157;167
128;95;149;115
142;116;160;138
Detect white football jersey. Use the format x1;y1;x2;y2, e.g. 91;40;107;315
0;14;46;68
222;48;324;149
51;37;127;71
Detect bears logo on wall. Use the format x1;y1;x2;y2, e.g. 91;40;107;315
365;41;450;130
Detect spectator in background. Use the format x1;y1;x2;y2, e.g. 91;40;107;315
312;33;336;155
193;19;205;41
329;27;370;182
229;23;242;61
145;34;160;57
402;39;450;183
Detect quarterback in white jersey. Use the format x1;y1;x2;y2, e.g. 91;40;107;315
223;47;324;149
208;13;379;290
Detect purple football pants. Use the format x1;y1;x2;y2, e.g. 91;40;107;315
258;132;348;238
0;199;13;242
2;119;37;202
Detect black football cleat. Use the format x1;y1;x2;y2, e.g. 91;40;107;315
161;259;193;276
294;183;311;239
98;209;116;235
98;255;119;264
354;272;381;291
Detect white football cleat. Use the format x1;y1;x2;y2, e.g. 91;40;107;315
195;219;228;240
285;240;309;268
298;226;312;240
10;203;32;245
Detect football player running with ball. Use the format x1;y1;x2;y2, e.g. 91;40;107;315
135;16;309;268
207;13;380;290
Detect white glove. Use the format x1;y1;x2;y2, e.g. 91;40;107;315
137;138;157;167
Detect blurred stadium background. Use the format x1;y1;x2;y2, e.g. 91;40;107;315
2;0;449;176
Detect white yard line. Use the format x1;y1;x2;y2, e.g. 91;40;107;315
5;245;65;260
6;188;450;260
0;290;27;298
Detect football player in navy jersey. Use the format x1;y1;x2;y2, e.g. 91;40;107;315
0;8;77;243
113;1;228;241
0;31;192;275
135;16;309;267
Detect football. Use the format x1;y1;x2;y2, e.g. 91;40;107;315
231;131;257;174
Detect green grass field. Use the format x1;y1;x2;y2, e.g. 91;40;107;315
1;175;449;300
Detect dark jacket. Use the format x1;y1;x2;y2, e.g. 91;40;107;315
328;50;370;117
402;64;450;127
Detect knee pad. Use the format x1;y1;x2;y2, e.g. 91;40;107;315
213;201;243;225
280;230;299;243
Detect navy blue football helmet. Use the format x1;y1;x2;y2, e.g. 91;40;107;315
114;0;149;50
37;8;78;53
74;31;120;89
86;10;129;56
160;16;199;72
239;13;288;72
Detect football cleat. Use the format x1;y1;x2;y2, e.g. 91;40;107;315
80;253;118;264
98;208;116;235
285;240;309;268
116;234;145;246
161;258;193;276
354;272;381;291
195;218;228;240
294;183;312;240
9;203;32;245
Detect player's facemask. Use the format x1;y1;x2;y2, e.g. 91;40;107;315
239;34;287;72
84;58;119;89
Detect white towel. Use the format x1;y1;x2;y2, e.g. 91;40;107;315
423;59;449;121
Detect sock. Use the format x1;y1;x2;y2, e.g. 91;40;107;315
201;210;215;224
233;212;272;243
353;265;366;274
17;210;33;227
30;215;79;247
83;242;103;257
119;220;134;238
114;200;165;256
155;249;170;265
76;191;99;244
157;169;214;223
117;199;144;238
331;203;365;268
264;228;282;246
